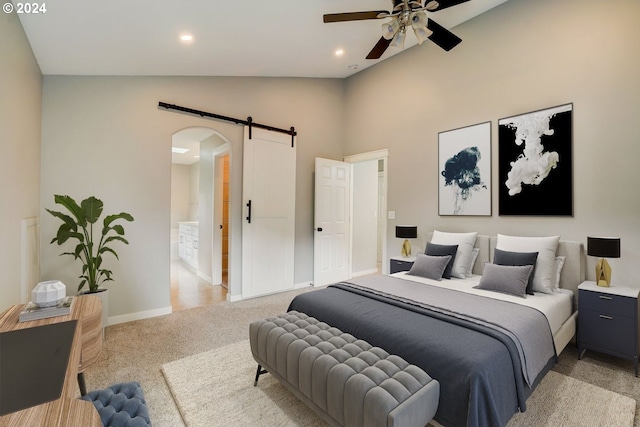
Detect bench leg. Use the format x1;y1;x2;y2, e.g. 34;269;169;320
254;364;268;386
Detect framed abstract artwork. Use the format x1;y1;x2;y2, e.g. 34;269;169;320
438;121;491;216
498;103;573;216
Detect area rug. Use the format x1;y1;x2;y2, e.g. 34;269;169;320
162;340;636;427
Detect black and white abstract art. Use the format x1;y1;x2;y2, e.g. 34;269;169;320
498;103;573;216
438;121;491;216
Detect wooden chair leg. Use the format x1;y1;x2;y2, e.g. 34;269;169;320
77;372;87;396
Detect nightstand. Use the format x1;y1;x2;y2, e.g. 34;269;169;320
578;281;639;376
390;256;416;274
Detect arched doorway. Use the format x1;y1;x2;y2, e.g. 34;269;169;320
170;126;231;310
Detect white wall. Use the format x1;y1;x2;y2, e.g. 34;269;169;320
170;164;190;229
39;76;345;319
188;162;199;220
0;12;42;307
352;160;379;275
343;0;640;286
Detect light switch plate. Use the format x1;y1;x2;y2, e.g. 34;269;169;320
388;211;396;220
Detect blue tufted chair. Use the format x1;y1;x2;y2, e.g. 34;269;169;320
80;381;152;427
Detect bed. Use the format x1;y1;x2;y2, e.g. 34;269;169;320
288;234;584;427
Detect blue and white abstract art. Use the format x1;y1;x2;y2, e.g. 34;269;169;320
438;121;492;216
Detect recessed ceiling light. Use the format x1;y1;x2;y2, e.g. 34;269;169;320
180;34;194;42
172;147;189;154
335;49;344;57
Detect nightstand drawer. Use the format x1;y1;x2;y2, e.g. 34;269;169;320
578;309;637;356
579;289;637;317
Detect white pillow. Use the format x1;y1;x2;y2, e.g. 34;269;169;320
553;255;566;290
431;230;478;279
496;234;560;294
466;248;480;277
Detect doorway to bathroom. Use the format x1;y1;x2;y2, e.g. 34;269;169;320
170;127;230;311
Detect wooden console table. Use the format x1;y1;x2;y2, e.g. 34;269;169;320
0;295;103;427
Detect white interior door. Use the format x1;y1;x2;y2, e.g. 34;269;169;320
242;127;296;298
314;157;350;287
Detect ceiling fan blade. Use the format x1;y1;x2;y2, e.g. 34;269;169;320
424;0;470;12
427;19;462;51
366;37;392;59
323;11;388;23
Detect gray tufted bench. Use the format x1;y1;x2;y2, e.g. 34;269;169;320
249;311;439;427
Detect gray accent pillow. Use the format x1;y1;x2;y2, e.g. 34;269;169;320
493;248;538;295
407;254;452;281
425;242;458;279
474;263;534;298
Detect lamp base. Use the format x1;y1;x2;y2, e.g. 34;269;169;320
401;239;412;257
596;258;612;287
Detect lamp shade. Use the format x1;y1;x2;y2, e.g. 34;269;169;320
382;20;400;40
390;28;406;49
587;237;621;258
396;226;417;239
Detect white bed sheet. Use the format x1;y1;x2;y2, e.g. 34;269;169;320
391;272;573;336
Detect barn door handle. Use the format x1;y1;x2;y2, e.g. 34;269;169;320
246;200;252;223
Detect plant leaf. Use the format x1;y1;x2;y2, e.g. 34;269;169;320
104;236;129;245
78;279;87;292
54;195;87;227
99;247;119;259
103;212;134;228
81;196;104;224
46;209;77;229
111;224;125;236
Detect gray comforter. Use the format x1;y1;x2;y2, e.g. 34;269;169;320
288;275;557;427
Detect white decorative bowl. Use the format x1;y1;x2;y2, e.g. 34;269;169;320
32;280;66;307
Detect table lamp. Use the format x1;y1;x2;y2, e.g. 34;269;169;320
396;226;417;257
587;237;621;287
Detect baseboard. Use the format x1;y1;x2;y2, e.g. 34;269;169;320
226;293;242;302
351;268;379;278
227;282;312;302
197;271;212;284
107;306;173;326
294;281;313;289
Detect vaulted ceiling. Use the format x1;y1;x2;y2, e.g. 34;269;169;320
18;0;509;78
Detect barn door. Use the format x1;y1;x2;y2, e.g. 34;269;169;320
242;127;296;298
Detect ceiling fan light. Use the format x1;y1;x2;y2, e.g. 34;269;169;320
410;12;428;29
413;26;433;44
390;28;406;49
381;20;400;40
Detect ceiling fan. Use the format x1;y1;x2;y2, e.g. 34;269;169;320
323;0;470;59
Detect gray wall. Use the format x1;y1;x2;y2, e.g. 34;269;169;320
343;0;640;286
0;11;42;305
3;0;639;322
39;76;345;319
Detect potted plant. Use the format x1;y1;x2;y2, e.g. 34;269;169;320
47;195;134;326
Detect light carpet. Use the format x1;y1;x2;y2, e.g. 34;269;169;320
162;340;635;427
